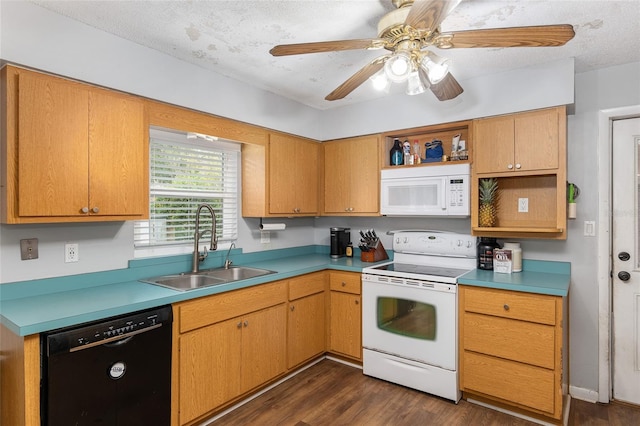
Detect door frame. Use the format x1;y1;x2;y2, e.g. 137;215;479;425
597;105;640;403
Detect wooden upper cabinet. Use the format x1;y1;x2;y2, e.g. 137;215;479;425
1;66;148;223
323;135;380;215
473;107;560;175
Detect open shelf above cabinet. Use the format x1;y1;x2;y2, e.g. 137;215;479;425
381;120;472;169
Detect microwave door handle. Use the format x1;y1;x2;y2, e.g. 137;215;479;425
440;178;447;210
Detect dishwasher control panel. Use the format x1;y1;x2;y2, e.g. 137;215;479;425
44;305;172;355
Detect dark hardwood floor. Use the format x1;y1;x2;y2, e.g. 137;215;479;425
210;359;640;426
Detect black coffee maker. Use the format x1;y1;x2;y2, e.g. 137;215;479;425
330;227;351;258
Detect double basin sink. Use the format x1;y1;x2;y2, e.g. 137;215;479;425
141;266;276;291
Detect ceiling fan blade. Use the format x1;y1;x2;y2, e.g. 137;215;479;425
405;0;462;33
430;73;463;101
325;56;388;101
270;39;385;56
436;25;575;49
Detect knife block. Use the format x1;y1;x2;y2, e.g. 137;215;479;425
360;241;389;263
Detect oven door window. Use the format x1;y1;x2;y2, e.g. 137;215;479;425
377;296;436;340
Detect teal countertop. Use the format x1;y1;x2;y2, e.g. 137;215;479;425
0;246;390;336
458;259;570;297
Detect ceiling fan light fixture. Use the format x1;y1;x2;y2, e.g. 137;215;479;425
420;51;450;84
370;70;390;92
384;50;412;83
406;70;427;96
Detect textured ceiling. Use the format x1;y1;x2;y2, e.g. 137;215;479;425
30;0;640;110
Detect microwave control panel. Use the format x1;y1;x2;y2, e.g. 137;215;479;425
446;176;469;215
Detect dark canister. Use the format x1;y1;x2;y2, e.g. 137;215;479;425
477;237;500;270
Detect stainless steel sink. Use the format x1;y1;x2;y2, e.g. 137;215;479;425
199;266;276;281
141;266;276;291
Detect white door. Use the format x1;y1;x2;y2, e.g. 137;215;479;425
612;117;640;404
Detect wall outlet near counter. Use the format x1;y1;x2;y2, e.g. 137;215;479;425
518;198;529;213
65;243;79;263
260;231;271;244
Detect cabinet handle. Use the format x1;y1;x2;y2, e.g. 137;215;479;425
290;305;295;311
503;304;510;311
355;300;359;305
341;282;346;287
81;207;89;214
507;164;514;170
237;321;242;329
243;320;248;327
515;163;521;169
92;207;100;214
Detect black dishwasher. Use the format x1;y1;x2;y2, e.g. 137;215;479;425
41;305;172;426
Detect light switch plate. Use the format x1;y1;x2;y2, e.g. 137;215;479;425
20;238;39;260
584;221;596;236
260;231;271;244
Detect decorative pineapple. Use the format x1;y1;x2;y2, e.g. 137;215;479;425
479;178;498;227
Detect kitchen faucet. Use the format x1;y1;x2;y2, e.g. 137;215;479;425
192;204;217;273
224;242;236;269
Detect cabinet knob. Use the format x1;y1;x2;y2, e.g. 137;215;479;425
293;207;300;213
515;163;521;169
237;321;242;329
81;207;89;214
290;305;295;311
341;282;346;287
503;304;510;311
507;164;514;170
243;320;249;327
92;207;100;214
355;300;359;305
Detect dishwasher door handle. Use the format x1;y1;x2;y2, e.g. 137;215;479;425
69;323;163;353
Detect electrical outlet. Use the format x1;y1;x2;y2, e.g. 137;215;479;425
518;198;529;213
260;231;271;244
65;243;79;263
584;221;596;237
20;238;39;260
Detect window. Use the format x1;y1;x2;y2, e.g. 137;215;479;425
135;128;239;254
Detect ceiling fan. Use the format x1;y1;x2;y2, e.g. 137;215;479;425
270;0;575;102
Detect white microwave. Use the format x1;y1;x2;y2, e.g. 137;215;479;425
380;163;470;216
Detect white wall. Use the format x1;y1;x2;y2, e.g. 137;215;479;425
3;0;640;400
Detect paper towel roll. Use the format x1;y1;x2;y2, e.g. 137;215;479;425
260;223;286;231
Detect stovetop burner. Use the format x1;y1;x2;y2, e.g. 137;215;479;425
369;262;472;280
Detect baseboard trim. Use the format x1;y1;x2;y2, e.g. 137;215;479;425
569;385;599;403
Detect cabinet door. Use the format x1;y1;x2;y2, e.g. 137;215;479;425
324;136;379;214
241;304;287;393
88;88;147;216
323;140;351;213
179;318;242;425
18;71;90;216
288;292;326;368
269;134;318;214
514;108;559;172
329;291;361;360
473;115;514;174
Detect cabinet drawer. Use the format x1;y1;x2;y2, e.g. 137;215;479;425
289;271;326;300
463;286;557;325
463;351;555;415
177;280;287;333
463;312;555;369
329;271;361;294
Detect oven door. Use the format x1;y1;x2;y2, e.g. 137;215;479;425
362;278;457;370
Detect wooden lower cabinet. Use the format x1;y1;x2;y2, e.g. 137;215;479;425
459;285;566;422
287;272;326;369
173;281;287;426
328;271;362;361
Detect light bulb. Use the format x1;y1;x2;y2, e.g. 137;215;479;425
406;71;426;96
384;51;412;83
370;70;390;92
420;52;450;84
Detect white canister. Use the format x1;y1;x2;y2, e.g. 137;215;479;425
503;242;522;272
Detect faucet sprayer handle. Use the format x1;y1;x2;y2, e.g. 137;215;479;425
199;246;209;262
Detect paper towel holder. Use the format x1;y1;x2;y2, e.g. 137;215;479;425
259;218;286;231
